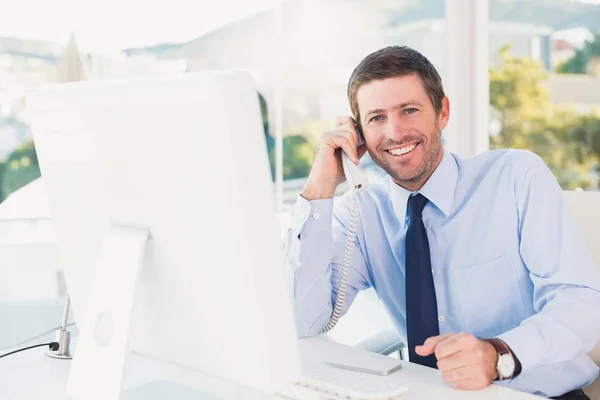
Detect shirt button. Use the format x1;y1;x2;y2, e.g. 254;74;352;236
431;269;435;275
438;316;445;322
312;213;320;220
296;261;302;268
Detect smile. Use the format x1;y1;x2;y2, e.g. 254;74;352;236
386;143;419;156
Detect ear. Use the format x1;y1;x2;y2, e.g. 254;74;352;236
438;96;450;130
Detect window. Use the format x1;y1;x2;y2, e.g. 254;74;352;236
276;1;447;205
0;0;451;211
79;0;449;218
489;0;600;190
0;0;454;307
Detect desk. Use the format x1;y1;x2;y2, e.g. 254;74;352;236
0;331;543;400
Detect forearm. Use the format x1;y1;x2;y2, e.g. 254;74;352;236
283;197;337;337
503;153;600;374
288;228;336;337
498;286;600;374
282;194;370;337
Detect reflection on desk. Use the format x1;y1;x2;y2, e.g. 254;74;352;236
123;381;222;400
0;330;543;400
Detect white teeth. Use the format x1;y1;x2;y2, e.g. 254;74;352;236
388;144;416;156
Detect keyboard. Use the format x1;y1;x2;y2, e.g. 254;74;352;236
288;360;408;400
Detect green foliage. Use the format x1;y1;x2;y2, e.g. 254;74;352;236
490;46;600;190
489;45;552;149
258;92;270;137
268;135;316;181
0;160;5;202
557;51;589;74
1;140;41;199
557;33;600;75
259;91;316;180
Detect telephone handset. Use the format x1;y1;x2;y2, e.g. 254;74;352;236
341;124;370;192
320;122;369;334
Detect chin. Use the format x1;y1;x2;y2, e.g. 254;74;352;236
390;169;426;185
391;168;422;181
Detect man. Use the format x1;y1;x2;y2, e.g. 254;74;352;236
282;46;600;400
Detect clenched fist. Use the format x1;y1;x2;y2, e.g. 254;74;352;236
415;332;498;390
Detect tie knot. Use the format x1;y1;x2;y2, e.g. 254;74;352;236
408;193;428;218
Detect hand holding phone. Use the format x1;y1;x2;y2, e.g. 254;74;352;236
315;118;370;333
302;116;369;200
340;122;369;192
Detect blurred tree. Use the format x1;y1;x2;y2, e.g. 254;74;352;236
0;160;5;202
557;33;600;75
557;50;589;74
259;92;316;180
0;34;85;203
489;45;553;149
268;135;316;181
259;92;273;148
490;45;600;189
1;141;41;199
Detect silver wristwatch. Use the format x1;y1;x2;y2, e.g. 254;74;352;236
485;338;516;380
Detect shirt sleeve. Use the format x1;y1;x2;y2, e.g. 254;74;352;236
282;193;372;337
497;153;600;374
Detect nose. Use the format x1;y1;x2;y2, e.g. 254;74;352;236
384;114;406;141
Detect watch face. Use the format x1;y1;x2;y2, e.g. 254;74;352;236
498;354;515;378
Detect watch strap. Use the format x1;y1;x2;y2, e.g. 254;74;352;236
482;338;522;379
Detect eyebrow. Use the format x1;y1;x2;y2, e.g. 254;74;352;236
363;101;424;122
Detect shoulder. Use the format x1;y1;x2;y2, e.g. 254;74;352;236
454;148;542;168
500;149;546;170
453;148;547;182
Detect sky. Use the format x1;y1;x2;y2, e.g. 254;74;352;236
0;0;277;52
1;0;599;52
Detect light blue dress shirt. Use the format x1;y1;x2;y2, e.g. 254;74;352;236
283;148;600;398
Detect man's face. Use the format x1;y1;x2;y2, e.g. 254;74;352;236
357;74;450;190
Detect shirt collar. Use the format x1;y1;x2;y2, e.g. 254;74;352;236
389;150;458;224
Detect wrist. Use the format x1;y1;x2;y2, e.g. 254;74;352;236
481;340;499;379
482;338;521;380
302;179;337;201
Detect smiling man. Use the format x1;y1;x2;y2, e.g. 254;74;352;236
282;46;600;400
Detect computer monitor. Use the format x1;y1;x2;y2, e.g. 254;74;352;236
26;71;301;399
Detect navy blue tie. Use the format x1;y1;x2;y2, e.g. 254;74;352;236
405;193;439;368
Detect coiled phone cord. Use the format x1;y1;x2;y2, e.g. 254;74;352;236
320;189;360;333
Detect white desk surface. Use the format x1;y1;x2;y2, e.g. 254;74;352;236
0;329;543;400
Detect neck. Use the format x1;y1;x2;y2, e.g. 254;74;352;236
392;148;444;192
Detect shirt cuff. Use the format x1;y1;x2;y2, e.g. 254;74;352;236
497;323;544;375
290;195;333;238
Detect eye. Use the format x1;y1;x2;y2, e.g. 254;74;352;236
369;115;384;123
405;108;418;115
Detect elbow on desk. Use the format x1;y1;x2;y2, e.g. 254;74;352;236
294;310;329;339
295;320;325;339
296;327;317;339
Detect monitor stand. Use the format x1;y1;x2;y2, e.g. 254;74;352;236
66;225;150;400
46;296;74;360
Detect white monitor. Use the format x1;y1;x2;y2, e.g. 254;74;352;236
26;71;301;399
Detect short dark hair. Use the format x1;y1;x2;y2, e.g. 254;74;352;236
347;46;445;123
